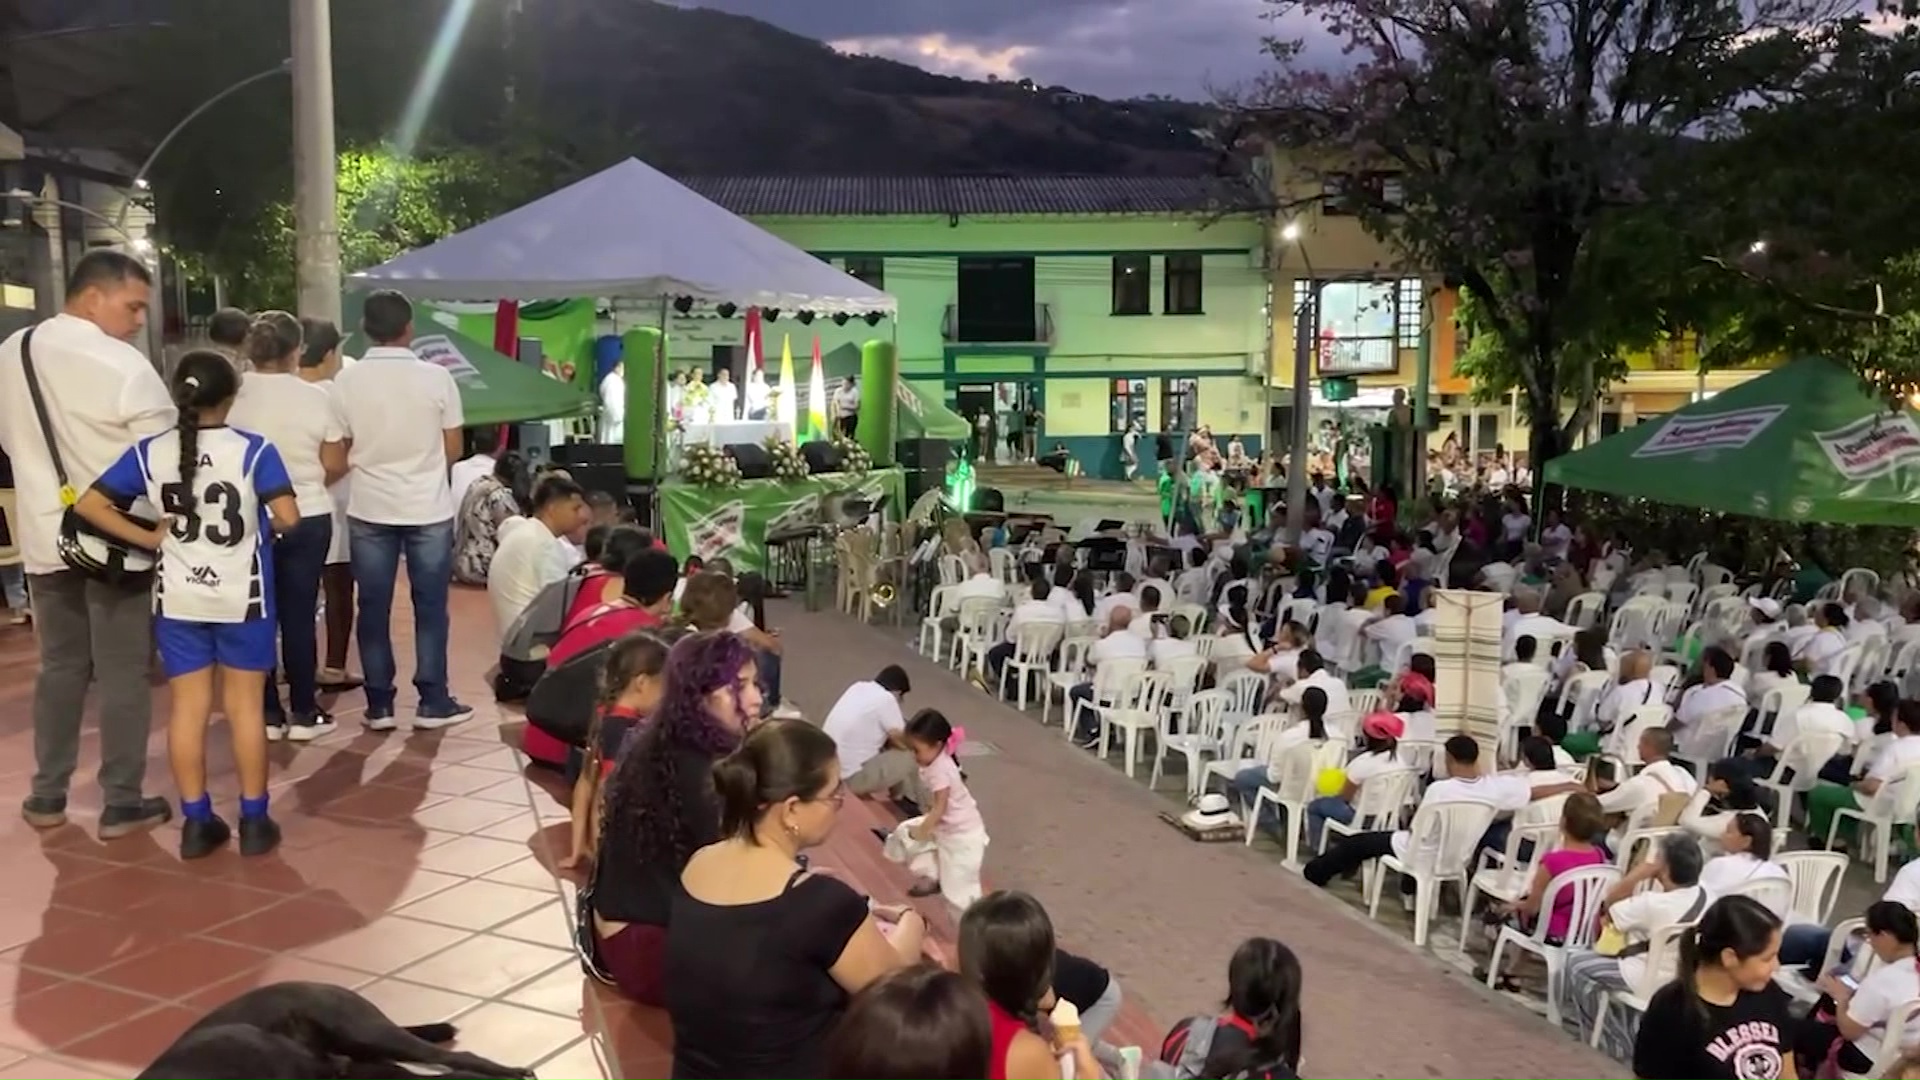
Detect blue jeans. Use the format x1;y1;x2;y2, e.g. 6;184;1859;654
1305;795;1355;851
0;565;25;612
349;517;455;713
1231;766;1277;830
265;515;332;718
1781;921;1835;969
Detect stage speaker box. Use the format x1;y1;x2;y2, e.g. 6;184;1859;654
801;440;844;475
974;486;1005;513
552;442;624;468
560;462;628;506
726;442;772;480
895;438;951;470
902;467;942;508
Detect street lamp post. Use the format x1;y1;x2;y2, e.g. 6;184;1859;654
1279;221;1317;544
291;0;342;327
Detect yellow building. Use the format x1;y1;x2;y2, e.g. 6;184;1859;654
1263;147;1777;456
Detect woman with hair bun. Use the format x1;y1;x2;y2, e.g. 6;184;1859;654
592;631;762;1005
665;717;923;1078
227;310;348;742
1632;894;1794;1079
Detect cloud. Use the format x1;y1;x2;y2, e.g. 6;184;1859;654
829;33;1033;82
683;0;1283;99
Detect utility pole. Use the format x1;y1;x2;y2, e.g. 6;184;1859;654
291;0;341;327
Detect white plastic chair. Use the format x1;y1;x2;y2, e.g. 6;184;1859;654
1723;875;1795;920
1216;669;1270;743
1155;688;1232;798
1499;666;1551;764
1320;767;1418;855
1860;999;1920;1080
937;553;966;586
1041;635;1096;729
1777;850;1849;926
1098;670;1172;778
1366;800;1499;948
1485;862;1621;1025
1346;688;1384;719
1676;705;1747;782
1464;822;1556;932
950;595;1002;675
1777;915;1864;1004
1753;684;1814;745
1590;921;1691;1048
1069;657;1146;743
1209;711;1286;792
917;584;959;658
1564;591;1605;632
997;618;1065;711
1829;760;1920;883
1158;655;1209;733
1755;731;1847;827
988;546;1018;584
1558;671;1613;736
1246;738;1348;867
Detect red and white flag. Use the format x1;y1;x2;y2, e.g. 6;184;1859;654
744;307;765;371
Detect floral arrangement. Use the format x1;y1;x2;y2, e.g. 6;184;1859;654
680;442;741;488
764;434;809;482
833;436;873;478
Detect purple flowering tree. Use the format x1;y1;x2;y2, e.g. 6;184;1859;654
1234;0;1847;472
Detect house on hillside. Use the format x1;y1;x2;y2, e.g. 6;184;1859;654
670;174;1277;479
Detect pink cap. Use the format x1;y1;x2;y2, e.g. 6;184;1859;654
1361;712;1406;740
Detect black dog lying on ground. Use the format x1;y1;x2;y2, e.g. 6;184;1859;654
138;981;537;1079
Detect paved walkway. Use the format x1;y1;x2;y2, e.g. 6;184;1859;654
0;588;1625;1078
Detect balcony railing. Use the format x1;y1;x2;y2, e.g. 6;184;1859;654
1313;336;1398;375
941;303;1056;345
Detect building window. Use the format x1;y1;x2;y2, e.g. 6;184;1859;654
1397;278;1425;347
1310;279;1400;375
1111;253;1150;315
1321;172;1355;215
1369;171;1405;212
843;256;884;290
1163;253;1204;315
1111;378;1148;433
1162;377;1198;434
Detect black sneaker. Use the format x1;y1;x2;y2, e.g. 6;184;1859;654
20;795;67;829
414;699;475;731
238;814;282;857
286;711;336;743
180;814;232;859
363;706;398;733
99;796;172;839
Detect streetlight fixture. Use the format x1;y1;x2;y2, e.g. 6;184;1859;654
113;59;294;231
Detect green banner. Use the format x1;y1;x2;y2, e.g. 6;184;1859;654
659;467;906;575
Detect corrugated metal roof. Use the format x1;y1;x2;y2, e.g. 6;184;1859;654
678;175;1271;217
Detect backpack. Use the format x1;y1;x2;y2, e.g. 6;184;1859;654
1159;1015;1299;1080
494;566;593;702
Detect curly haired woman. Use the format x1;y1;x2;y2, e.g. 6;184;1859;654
589;630;762;1004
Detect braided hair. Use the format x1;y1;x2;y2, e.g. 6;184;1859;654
165;351;240;520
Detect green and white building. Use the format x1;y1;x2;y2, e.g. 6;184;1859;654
666;176;1274;477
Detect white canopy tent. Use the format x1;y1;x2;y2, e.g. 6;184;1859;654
349;157;896;314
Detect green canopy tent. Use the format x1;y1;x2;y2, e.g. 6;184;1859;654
340;294;596;426
1544;356;1920;525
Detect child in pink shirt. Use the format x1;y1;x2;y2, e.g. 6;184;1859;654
881;709;990;912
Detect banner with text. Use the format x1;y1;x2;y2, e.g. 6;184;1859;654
659;468;906;576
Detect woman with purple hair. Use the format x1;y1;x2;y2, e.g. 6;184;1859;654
588;630;763;1004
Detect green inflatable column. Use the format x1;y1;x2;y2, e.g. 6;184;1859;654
622;327;664;479
855;339;898;467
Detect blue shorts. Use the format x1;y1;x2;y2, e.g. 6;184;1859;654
154;616;278;678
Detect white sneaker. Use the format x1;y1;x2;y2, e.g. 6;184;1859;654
286;716;337;742
265;720;288;742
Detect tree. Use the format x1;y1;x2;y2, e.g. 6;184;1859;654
215;145;543;311
1236;0;1846;472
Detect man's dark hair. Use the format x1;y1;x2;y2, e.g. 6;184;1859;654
623;548;680;606
468;427;503;456
1445;735;1481;768
1296;649;1323;675
530;473;585;510
298;316;343;367
876;664;912;695
361;289;414;344
65;250;152;297
1520;734;1557;771
1513;635;1538;663
1703;646;1736;680
1810;674;1844;704
208;307;251;347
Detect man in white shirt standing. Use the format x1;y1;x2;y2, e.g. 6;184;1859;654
822;665;926;807
486;473;589;638
0;252;175;837
332;291;472;732
743;366;771;420
1121;420;1141;480
834;376;861;439
599;359;625;444
448;428;499;517
709;366;739;422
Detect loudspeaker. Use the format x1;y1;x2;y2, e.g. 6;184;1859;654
564;462;627;504
726;442;772;480
902;468;942;507
974;486;1005;513
801;440;844;475
895;438;951;470
552;442;623;468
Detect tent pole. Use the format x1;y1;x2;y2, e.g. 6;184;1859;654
651;294;669;531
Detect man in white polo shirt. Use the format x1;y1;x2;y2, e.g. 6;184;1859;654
0;252;175;837
822;664;927;807
332;290;471;732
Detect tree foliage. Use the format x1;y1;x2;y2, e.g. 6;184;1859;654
217;145;544;311
1238;0;1848;466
